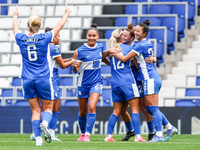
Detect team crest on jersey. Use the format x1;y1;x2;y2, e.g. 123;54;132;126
54;47;60;54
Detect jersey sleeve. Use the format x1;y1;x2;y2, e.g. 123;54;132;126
131;44;143;55
44;30;54;43
77;48;83;62
50;45;61;59
15;32;23;45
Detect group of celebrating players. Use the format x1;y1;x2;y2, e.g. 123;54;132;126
12;3;177;146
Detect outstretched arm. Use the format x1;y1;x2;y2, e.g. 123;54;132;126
12;5;20;35
55;56;75;69
53;3;71;38
112;51;137;62
102;57;110;66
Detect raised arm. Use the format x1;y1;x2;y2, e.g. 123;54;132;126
52;3;71;38
112;51;137;62
12;5;20;35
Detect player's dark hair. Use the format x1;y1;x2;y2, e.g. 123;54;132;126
125;23;135;39
87;23;99;34
45;27;53;33
138;19;151;37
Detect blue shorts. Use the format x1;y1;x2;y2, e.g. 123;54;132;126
142;76;162;96
112;84;140;103
136;80;144;98
22;78;57;100
78;82;103;98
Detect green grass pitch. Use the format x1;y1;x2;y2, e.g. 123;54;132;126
0;134;199;150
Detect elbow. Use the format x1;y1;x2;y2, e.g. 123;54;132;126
59;65;65;69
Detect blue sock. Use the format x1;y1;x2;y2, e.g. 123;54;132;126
86;113;96;133
160;112;169;126
78;114;87;134
147;120;154;133
49;111;59;130
145;106;152;115
125;121;134;132
149;106;162;132
41;111;52;124
32;120;41;137
131;113;140;135
107;114;118;134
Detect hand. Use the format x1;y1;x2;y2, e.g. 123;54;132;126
73;49;78;60
109;46;121;54
65;3;71;14
72;60;78;67
12;5;18;17
145;55;154;63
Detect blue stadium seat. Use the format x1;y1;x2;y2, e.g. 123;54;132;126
146;30;152;39
175;100;197;107
1;89;13;106
172;5;186;33
151;29;165;58
196;77;200;85
58;77;73;86
125;5;147;14
12;0;18;3
102;77;111;86
58;66;71;74
115;17;138;27
149;5;172;14
159;0;181;1
101;65;111;74
11;77;21;86
162;17;176;45
105;29;114;39
182;0;195;20
0;0;8;15
102;89;112;106
14;89;29;106
140;17;162;26
185;89;200;96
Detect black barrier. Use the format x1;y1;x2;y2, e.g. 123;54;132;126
0;107;200;134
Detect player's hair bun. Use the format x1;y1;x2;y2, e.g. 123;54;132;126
91;23;97;28
127;23;134;30
45;27;53;33
143;19;151;26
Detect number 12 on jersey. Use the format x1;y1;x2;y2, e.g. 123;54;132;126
112;56;124;70
27;45;37;61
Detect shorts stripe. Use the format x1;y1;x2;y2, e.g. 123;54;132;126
147;78;154;94
21;79;24;97
49;78;54;100
132;83;139;97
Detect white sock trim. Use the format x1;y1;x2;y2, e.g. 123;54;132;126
156;131;163;137
165;123;172;130
85;132;90;136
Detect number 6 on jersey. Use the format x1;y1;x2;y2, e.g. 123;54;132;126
27;45;37;61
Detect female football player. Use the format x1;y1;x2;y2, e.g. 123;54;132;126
12;4;71;146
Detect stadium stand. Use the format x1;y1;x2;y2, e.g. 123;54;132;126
0;0;199;107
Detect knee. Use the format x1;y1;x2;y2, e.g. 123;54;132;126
149;106;159;114
113;109;121;117
88;104;96;113
32;108;41;115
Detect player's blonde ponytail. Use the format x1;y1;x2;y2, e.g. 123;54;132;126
110;29;122;48
27;15;42;33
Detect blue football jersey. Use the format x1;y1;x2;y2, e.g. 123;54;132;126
49;43;61;84
110;44;136;88
77;43;104;87
15;31;54;80
132;38;159;81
